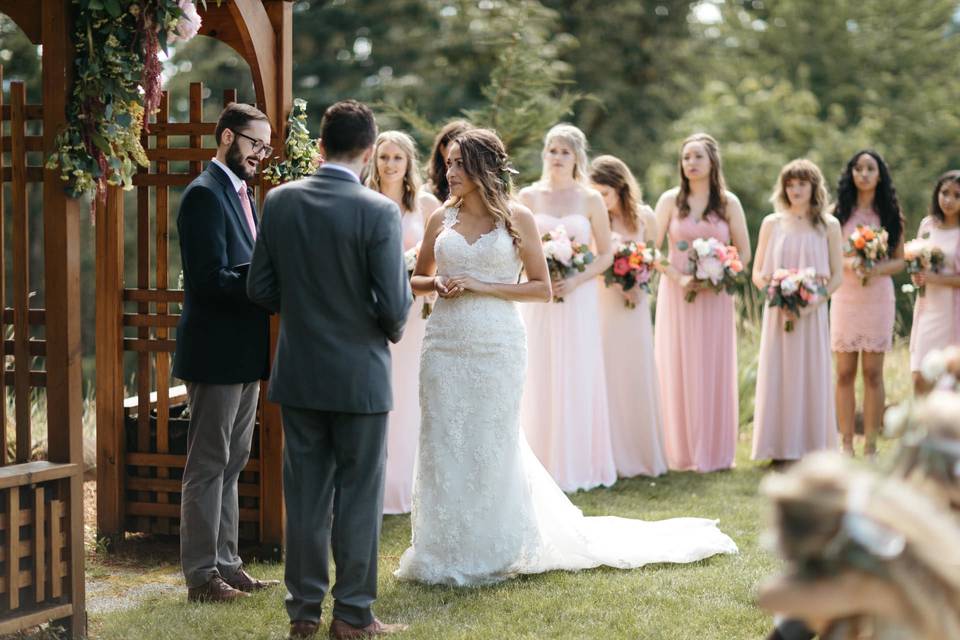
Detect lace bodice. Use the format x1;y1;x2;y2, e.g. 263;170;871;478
434;207;522;284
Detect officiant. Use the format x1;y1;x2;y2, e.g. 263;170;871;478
173;102;279;603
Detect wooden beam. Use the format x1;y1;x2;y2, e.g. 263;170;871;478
96;187;126;539
0;462;80;490
10;82;31;464
41;2;86;635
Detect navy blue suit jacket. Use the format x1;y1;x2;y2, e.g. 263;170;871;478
173;163;271;384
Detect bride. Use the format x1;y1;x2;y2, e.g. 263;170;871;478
397;129;737;586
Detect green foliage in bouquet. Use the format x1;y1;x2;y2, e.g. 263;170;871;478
262;98;323;185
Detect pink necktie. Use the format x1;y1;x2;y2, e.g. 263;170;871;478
238;185;257;240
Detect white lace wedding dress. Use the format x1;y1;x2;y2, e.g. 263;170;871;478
395;207;738;586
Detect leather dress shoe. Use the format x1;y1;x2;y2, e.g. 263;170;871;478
329;618;409;639
187;575;250;603
289;620;320;639
223;567;281;593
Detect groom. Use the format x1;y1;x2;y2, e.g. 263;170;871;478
247;100;411;639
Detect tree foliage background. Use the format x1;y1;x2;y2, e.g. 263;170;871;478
2;0;960;374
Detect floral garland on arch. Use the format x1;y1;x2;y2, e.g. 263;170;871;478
46;0;204;202
262;98;323;185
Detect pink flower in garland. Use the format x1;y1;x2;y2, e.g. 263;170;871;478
170;0;202;44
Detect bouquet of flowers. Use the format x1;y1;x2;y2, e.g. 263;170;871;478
845;225;889;285
678;237;745;302
542;225;594;303
902;237;946;298
604;235;659;308
766;267;827;332
403;242;432;319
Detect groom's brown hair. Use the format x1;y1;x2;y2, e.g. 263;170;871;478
320;100;377;160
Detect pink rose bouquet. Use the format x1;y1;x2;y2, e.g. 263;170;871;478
542;225;594;303
902;237;945;298
603;235;659;308
845;225;889;285
766;267;827;332
678;237;746;302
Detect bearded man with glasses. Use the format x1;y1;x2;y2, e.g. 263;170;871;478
174;102;280;603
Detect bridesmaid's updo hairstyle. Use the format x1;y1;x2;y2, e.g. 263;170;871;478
771;158;830;228
835;150;904;250
930;170;960;223
427;119;472;202
541;123;591;184
365;130;422;213
452;129;522;247
676;133;728;221
589;155;644;232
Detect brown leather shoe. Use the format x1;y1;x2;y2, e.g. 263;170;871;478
289;620;320;639
223;567;281;593
187;575;251;603
329;618;408;639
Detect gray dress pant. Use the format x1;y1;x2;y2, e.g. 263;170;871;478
180;381;259;588
281;406;387;627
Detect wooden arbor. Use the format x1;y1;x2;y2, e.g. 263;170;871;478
0;2;86;637
95;1;292;555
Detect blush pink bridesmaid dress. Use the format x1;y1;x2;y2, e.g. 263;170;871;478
654;213;738;472
751;216;837;461
384;209;430;514
909;217;960;371
521;213;617;492
599;222;668;477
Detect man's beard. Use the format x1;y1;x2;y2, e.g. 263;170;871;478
225;139;257;181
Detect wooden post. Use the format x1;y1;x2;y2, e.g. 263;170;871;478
41;0;86;636
10;82;31;464
0;65;6;467
96;186;125;539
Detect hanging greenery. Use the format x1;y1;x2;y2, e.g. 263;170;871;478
46;0;204;202
262;98;323;185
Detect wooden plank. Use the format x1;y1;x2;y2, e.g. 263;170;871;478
135;130;152;537
96;187;126;538
48;499;61;599
33;485;44;601
3;340;46;356
0;105;43;120
0;462;80;490
123;338;177;353
0;136;44;153
155;93;171;531
0;167;44;182
0;604;73;636
2;371;47;387
122;313;180;328
190;83;204;176
1;65;6;467
126;452;260;473
7;486;19;609
132;173;196;187
1;309;45;324
122;384;188;412
126;501;258;522
123;288;184;303
138;122;215;136
127;476;259;497
0;532;66;562
146;147;219;162
41;7;86;633
10;82;30;465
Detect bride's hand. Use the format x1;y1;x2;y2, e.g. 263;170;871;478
446;275;486;295
435;276;462;298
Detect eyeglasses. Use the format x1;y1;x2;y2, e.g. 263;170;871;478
232;130;274;157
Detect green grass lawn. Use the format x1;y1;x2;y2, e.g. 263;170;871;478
87;333;913;640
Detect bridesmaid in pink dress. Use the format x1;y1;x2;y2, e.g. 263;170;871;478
751;160;844;462
519;124;616;492
909;170;960;394
652;133;752;472
589;155;668;477
366;131;441;514
829;151;905;457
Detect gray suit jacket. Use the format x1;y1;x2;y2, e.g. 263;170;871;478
247;166;412;413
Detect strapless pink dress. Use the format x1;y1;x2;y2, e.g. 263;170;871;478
520;213;616;492
654;214;738;472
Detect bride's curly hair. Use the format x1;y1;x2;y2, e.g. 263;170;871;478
451;129;521;247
